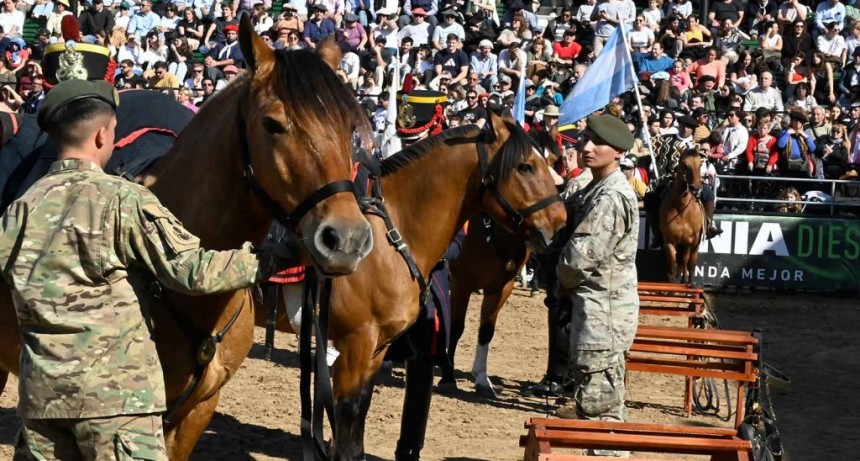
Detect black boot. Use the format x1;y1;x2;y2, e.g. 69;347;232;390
395;358;434;461
524;300;571;397
704;200;723;239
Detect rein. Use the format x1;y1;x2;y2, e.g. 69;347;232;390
155;282;247;426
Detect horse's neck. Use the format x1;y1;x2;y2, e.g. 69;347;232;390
146;81;271;250
380;144;481;276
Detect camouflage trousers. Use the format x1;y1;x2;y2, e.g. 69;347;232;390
14;413;168;461
569;350;629;458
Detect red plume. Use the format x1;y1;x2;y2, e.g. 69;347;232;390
402;73;414;94
61;15;81;42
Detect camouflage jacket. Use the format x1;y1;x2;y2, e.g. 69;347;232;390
556;169;640;352
0;159;269;419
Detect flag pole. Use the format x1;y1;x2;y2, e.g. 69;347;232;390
618;22;659;181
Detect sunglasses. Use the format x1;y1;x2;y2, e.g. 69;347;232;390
467;95;478;99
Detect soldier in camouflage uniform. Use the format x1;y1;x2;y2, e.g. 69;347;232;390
0;80;298;460
555;114;639;457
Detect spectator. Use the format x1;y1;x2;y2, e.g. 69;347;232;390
176;86;198;113
760;21;783;62
720;109;750;170
167;36;193;80
814;0;845;38
399;0;438;29
816;123;849;179
196;76;216;105
809;51;835;104
552;27;582;65
158;3;181;34
431;8;464;51
30;0;53;22
148;61;179;88
681;15;712;60
658;109;677;134
642;0;663;31
746;119;778;173
411;43;434;83
19;72;43;113
395;6;430;47
743;70;784;113
786;81;815;111
0;0;24;37
777;110;817;180
5;36;27;74
809;106;831;139
715;18;747;65
111;2;132;48
215;63;239;89
202;2;238;54
184;61;205;92
140;30;168;71
117;32;145;70
115;58;146;88
687;46;726;87
634;41;673;73
729;50;757;94
708;0;744;36
745;0;777;37
666;0;692;20
839;48;860;104
369;6;397;52
80;0;115;39
576;0;597;26
592;0;624;56
204;23;243;79
544;7;576;42
498;13;532;49
178;7;204;50
276;4;303;34
45;0;69;35
498;38;526;88
458;88;487;128
470;39;498;92
816;21;846;70
433;33;468;85
782;19;813;63
340;12;367;52
126;0;160;42
0;55;15;83
526;36;550;81
669;58;692;94
502;1;538;33
692;107;711;140
776;0;807;31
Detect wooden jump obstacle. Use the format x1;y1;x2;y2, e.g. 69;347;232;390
521;418;753;461
637;282;706;323
628;325;759;428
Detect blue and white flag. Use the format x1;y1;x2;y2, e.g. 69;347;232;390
512;62;527;126
558;27;636;127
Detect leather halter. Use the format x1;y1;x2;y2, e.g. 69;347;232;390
237;106;357;231
476;142;562;228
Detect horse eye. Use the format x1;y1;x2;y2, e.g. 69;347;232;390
262;116;288;135
517;163;534;174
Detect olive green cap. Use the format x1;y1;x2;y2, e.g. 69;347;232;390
38;79;119;129
586;114;634;151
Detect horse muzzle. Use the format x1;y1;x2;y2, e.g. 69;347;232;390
307;217;374;276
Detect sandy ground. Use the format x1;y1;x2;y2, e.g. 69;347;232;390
1;289;858;460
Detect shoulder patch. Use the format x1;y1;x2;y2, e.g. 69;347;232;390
140;202;199;255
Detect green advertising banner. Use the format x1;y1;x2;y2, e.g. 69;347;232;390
637;213;860;292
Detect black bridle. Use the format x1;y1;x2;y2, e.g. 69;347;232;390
237;110;358;232
476;142;562;228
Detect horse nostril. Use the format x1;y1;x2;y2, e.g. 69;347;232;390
320;226;342;252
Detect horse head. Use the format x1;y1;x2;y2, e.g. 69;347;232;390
480;112;567;252
676;149;703;197
238;18;373;275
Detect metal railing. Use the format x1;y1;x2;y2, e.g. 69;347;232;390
715;174;860;216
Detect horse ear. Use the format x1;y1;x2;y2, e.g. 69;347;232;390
316;35;343;72
485;111;508;145
239;15;274;75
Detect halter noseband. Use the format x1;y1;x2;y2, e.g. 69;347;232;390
476;142;561;228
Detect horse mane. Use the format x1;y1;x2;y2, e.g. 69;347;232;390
380;120;534;180
380;125;482;176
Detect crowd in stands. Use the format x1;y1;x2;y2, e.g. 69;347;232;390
2;0;860;206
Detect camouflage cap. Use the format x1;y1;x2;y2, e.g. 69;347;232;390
586;114;633;151
38;79;120;129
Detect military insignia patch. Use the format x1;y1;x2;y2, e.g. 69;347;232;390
56;41;88;82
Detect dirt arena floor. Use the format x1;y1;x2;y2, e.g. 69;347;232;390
1;289;858;460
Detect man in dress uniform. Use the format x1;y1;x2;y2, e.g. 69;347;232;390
0;79;298;460
555;114;639;457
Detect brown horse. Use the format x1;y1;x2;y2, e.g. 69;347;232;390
659;150;704;283
257;114;567;460
438;130;563;397
0;20;373;460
